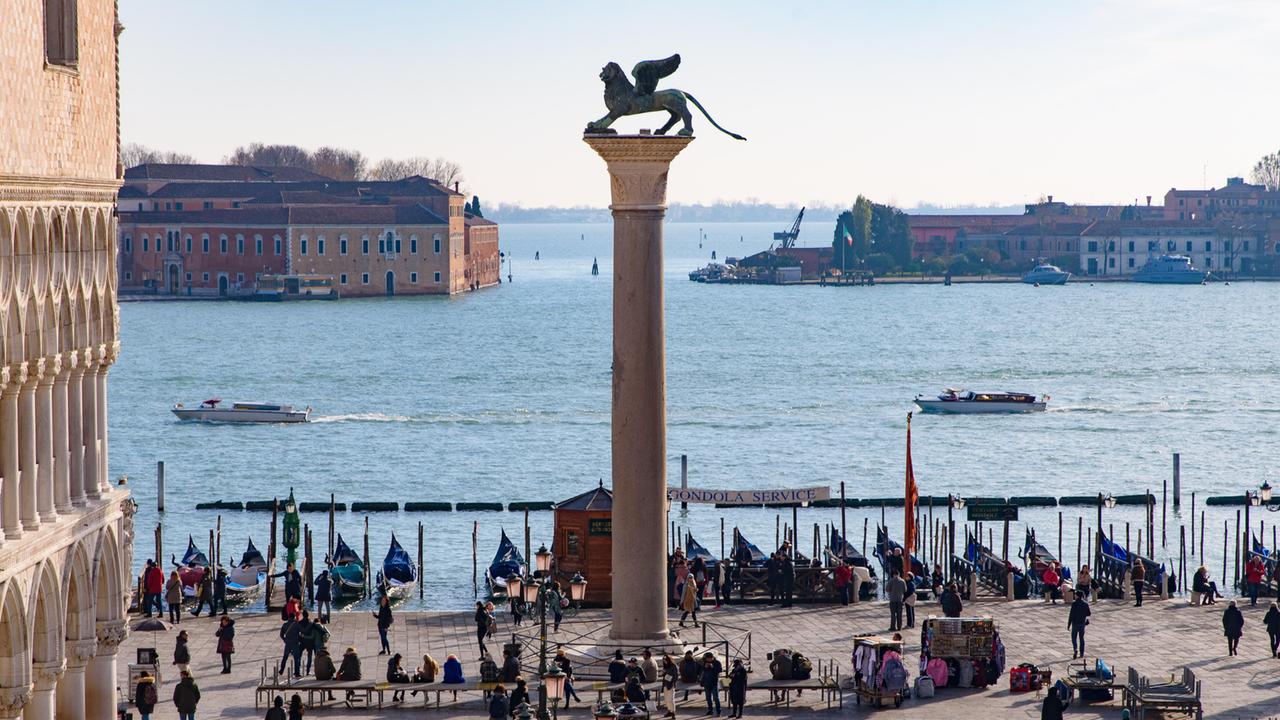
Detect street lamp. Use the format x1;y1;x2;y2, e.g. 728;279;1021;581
522;576;541;606
568;572;588;607
535;544;553;575
506;573;523;601
616;702;644;718
946;495;964;581
515;702;533;720
542;665;566;706
1095;493;1116;578
593;702;617;720
525;576;562;720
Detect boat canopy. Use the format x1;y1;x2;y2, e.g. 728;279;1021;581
730;531;768;567
238;538;266;568
332;534;362;566
381;534;417;585
487;530;526;582
828;526;869;568
685;534;718;567
180;536;210;567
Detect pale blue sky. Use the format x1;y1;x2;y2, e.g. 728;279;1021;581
120;1;1280;208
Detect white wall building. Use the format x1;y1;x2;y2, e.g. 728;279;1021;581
1079;221;1266;276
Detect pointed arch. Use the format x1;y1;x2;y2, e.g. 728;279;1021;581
0;208;13;306
30;208;49;303
62;541;93;643
86;292;101;348
2;303;20;366
27;560;64;666
49;207;67;296
14;207;32;304
91;527;123;622
22;299;40;364
56;293;74;355
0;579;31;690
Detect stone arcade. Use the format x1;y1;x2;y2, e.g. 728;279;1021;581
0;1;133;718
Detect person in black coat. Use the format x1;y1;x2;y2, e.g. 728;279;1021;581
779;553;796;608
765;553;780;603
1265;601;1280;657
1223;601;1245;656
699;652;722;716
940;582;963;618
314;570;333;622
1040;685;1065;720
270;564;303;620
727;658;748;718
1067;594;1091;659
373;595;393;655
508;678;530;717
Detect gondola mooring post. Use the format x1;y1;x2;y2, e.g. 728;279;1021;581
215;515;222;570
304;525;314;607
840;481;847;559
524;509;531;576
328;493;335;561
363;516;370;597
472;521;478;597
418;522;424;600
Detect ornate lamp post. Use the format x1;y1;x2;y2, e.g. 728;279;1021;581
594;702;617;720
535;544;553;576
282;488;301;567
1096;493;1116;579
568;572;588;608
520;565;588;720
506;573;524;602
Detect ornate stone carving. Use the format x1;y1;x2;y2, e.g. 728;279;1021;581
41;355;61;383
0;685;31;715
585;136;692;211
584;55;745;140
33;358;45;383
31;661;65;689
0;365;8;392
94;619;128;653
14;362;28;388
68;638;98;667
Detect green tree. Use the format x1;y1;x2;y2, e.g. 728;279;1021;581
470;195;483;217
831;195;873;267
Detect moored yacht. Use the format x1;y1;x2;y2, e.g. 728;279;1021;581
1131;255;1208;284
1022;263;1070;285
172;399;310;423
914;388;1047;414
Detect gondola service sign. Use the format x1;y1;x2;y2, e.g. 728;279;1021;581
666;486;830;505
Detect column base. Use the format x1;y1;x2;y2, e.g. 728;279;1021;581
40;510;58;523
4;528;20;540
21;520;39;532
597;632;686;658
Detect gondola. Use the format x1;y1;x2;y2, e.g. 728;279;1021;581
171;535;210;598
729;531;768;567
873;526;925;579
226;538;268;601
964;531;1029;599
329;533;366;599
484;530;526;597
375;534;418;599
1098;531;1164;590
827;525;871;569
685;533;718;569
1021;530;1069;580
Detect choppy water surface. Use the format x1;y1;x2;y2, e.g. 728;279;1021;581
110;222;1280;609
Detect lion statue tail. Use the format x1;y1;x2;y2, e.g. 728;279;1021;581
682;92;747;141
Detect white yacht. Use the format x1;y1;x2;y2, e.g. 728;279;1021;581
172;399;310;423
914;388;1047;414
1022;263;1070;285
1131;255;1207;284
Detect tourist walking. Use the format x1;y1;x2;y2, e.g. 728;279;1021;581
134;669;158;720
212;567;229;615
192;567;214;617
305;611;328;673
1245;555;1266;606
660;654;678;718
549;581;564;631
716;558;731;608
264;695;287;720
1068;592;1091;658
171;669;200;720
699;652;722;716
165;570;183;624
903;572;918;628
172;630;191;675
215;615;235;673
278;615;303;678
374;595;393;655
780;552;796;608
142;560;164;617
271;563;304;619
728;658;747;718
940;582;963;618
555;649;581;707
296;612;316;675
1265;602;1280;657
1223;601;1244;656
679;576;699;627
886;571;906;631
314;570;333;623
834;561;852;606
1075;565;1092;602
1193;565;1220;604
475;601;491;656
1131;560;1146;607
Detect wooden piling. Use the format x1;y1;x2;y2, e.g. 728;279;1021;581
156;461;165;513
721;517;726;560
1200;510;1205;561
1161;480;1167;548
417;522;424;600
840;481;847;556
154;524;162;569
813;522;819;561
1058;512;1063;562
1076;516;1082;571
304;525;314;607
1147;489;1154;557
267;507;278;611
1001;521;1009;563
792;505;799;549
1125;523;1130;557
862;518;868;557
328;493;335;561
362;516;370;597
524;509;531;574
1179;525;1186;594
215;515;222;568
775;515;780;550
208;528;215;569
1172;452;1181;508
472;521;478;597
1223;520;1228;585
1234;510;1241;589
1190;492;1195;549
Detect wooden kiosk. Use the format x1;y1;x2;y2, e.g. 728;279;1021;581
551;482;613;606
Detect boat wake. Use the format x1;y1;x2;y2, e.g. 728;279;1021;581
312;412;412;424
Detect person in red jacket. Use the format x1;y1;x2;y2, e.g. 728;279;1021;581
1245;555;1266;606
833;561;853;606
142;560;165;618
1042;563;1061;604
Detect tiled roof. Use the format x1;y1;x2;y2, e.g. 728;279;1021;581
117;186;146;198
134;176;454;201
555;483;613;511
124;164;334;182
1003;222;1094;236
119;202;449;227
465;214;497;226
118;207;290;225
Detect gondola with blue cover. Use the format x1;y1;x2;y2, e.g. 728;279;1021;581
729;530;768;567
376;534;418;599
1097;530;1165;598
485;530;526;597
329;533;366;599
685;533;718;569
225;538;268;600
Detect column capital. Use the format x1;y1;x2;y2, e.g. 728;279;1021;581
94;619;128;655
31;660;65;690
584;135;692;210
95;345;107;365
104;341;120;366
67;638;97;667
12;362;29;390
39;355;61;384
31;358;46;384
0;686;30;716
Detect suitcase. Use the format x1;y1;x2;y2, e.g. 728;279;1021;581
914;675;935;698
1009;667;1031;693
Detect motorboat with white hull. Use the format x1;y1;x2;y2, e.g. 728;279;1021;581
914;388;1047;414
172;398;310;423
225;538;270;601
1022;263;1070;285
1131;255;1208;284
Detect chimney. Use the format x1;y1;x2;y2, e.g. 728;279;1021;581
1146;195;1152;206
454;181;459;193
1047;195;1053;204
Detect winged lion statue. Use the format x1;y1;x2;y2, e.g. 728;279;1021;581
585;54;746;140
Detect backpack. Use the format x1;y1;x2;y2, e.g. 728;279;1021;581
313;623;330;648
914;675;935;698
141;682;158;707
882;657;908;692
791;653;812;680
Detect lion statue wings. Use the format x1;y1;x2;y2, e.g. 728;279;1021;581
585;54;746;140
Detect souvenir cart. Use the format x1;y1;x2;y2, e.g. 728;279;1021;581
918;617;1005;691
850;635;908;708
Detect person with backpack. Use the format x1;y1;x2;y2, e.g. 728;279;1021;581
1068;592;1091;658
264;695;287;720
727;658;747;718
215;615;235;673
373;595;393;655
212;567;229;615
1131;560;1146;607
699;652;722;716
314;569;333;623
134;669;158;720
172;630;191;675
171;669;200;720
791;651;812;680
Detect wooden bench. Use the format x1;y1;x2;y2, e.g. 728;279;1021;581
592;680;726;706
747;677;842;709
1123;667;1202;720
255;677;498;710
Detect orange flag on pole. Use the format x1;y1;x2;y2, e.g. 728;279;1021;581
904;411;919;556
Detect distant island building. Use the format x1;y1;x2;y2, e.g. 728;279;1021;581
116;165;500;297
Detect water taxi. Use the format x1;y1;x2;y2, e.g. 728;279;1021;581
1131;255;1207;284
1021;263;1071;285
172;399;311;423
914;388;1047;414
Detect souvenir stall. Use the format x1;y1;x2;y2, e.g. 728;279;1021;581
850;635;909;708
918;616;1005;691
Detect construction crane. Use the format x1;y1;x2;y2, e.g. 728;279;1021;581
771;207;805;251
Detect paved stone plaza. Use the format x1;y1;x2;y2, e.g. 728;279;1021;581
116;596;1280;719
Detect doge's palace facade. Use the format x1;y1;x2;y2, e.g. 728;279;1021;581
0;1;133;719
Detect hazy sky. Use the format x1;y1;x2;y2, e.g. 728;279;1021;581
120;1;1280;208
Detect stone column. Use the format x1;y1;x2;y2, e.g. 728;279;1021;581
65;360;85;507
56;640;95;720
36;358;57;524
0;686;32;720
1;366;24;540
79;357;98;502
585;134;692;644
85;621;126;720
25;661;64;720
51;360;71;514
18;372;39;532
93;352;109;495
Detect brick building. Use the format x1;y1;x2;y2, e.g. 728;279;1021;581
116;167;500;297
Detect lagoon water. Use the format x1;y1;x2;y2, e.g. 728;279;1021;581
111;222;1280;609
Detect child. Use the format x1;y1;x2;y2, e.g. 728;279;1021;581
288;693;304;720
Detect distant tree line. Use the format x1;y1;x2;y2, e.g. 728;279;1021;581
830;195;912;274
122;142;467;190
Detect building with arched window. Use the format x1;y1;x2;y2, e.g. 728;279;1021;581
0;2;134;718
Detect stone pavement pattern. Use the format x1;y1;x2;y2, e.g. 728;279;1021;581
118;597;1280;718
